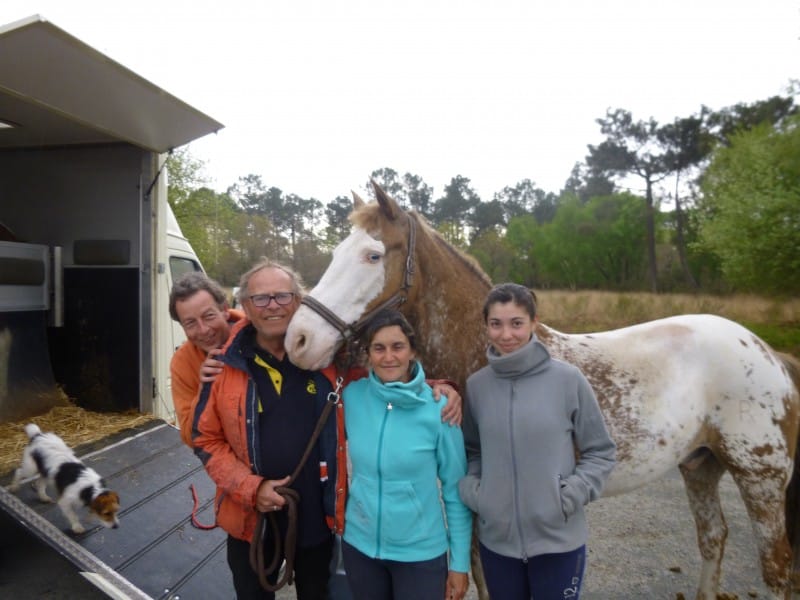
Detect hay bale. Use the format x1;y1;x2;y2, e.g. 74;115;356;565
0;402;157;477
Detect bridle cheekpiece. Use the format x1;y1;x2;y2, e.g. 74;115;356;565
300;213;417;356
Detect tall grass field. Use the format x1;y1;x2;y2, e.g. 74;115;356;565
535;290;800;357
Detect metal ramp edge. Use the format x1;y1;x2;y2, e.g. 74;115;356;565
0;479;152;600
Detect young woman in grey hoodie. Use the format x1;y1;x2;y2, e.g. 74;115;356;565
458;283;616;599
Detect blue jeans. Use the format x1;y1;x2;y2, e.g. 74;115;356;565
341;539;447;600
479;542;586;599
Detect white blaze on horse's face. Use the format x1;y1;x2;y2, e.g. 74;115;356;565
285;227;386;371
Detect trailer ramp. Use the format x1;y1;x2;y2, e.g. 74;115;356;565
0;421;232;599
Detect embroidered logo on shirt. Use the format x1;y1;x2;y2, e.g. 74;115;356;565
307;380;317;395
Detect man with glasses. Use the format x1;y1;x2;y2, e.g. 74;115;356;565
192;258;461;600
191;259;333;600
169;272;244;447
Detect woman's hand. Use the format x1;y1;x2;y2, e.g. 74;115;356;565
445;570;469;600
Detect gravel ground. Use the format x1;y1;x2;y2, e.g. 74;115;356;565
459;468;770;600
579;469;768;600
0;468;774;599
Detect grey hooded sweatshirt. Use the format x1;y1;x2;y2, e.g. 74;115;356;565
458;335;616;559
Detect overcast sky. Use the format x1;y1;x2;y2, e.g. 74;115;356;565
2;1;797;202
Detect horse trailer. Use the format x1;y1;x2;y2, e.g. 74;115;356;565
0;15;236;599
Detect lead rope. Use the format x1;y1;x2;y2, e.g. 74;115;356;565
189;484;217;530
249;375;344;592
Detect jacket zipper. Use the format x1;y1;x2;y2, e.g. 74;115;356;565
376;403;392;556
246;380;261;474
509;381;529;562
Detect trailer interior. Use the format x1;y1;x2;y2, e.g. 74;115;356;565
0;16;232;599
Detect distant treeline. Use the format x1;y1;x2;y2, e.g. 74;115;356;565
169;88;800;297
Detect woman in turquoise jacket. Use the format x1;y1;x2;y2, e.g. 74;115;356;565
341;309;471;600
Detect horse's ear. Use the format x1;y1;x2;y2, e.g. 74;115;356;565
352;190;365;210
371;180;401;221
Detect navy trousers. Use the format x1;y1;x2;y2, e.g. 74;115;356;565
478;542;586;599
341;539;447;600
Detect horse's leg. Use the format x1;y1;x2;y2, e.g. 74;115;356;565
679;450;727;600
728;466;793;600
778;352;800;595
470;520;489;600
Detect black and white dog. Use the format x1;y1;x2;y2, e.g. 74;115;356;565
9;423;121;533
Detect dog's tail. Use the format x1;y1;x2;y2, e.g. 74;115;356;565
24;423;42;439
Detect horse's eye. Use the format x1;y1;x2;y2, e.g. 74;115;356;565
366;253;382;263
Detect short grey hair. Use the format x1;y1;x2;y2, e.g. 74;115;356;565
237;258;306;304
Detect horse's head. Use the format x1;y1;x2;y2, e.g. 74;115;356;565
285;182;415;371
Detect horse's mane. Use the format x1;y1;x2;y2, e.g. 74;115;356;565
409;212;493;287
349;203;492;288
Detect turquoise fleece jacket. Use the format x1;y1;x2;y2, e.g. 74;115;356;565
343;362;472;572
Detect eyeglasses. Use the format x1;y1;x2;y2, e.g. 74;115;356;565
248;292;295;308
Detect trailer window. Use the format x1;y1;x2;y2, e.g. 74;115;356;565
170;256;202;280
0;257;45;284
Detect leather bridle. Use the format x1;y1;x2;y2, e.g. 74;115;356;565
299;213;417;349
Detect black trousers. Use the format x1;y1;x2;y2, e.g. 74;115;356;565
227;534;333;600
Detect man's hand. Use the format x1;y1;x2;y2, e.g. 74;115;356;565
432;382;462;426
255;476;291;512
200;348;225;383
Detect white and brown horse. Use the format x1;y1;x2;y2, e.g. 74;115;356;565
285;183;800;600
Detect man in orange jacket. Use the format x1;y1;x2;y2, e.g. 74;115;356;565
169;272;244;446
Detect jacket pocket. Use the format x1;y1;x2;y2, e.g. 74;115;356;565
215;490;249;540
475;476;513;543
382;480;427;545
345;474;376;546
220;392;245;453
558;474;569;522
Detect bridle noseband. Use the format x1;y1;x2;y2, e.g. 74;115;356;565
300;213;417;351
